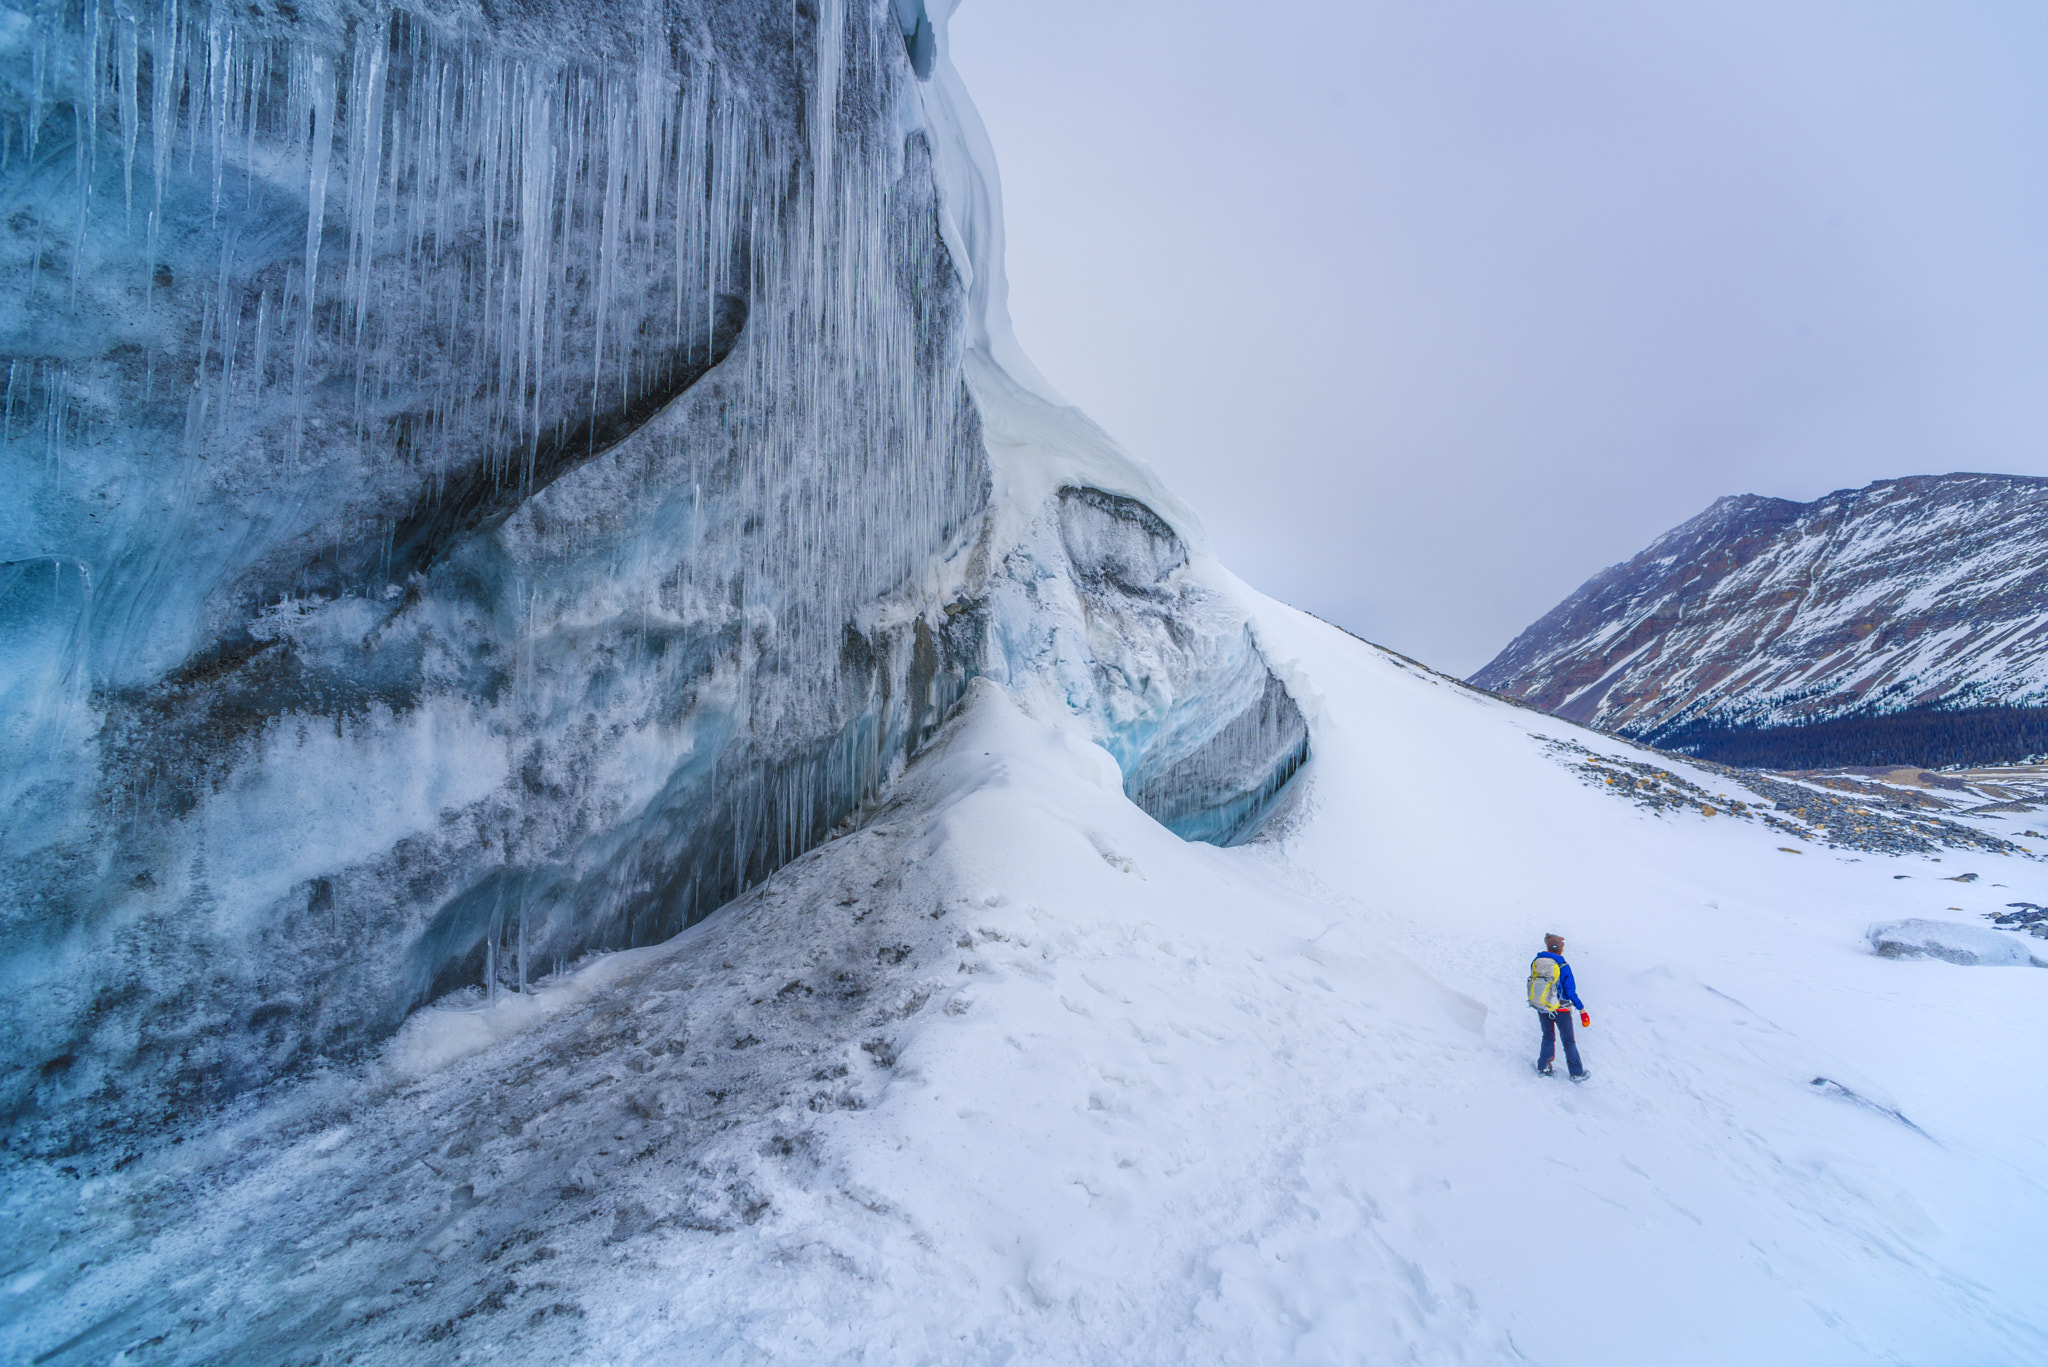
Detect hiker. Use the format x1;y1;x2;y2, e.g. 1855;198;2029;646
1528;933;1590;1080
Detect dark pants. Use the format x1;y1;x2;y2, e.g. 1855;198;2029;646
1538;1009;1583;1075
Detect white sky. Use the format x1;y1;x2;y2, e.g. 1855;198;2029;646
945;0;2048;676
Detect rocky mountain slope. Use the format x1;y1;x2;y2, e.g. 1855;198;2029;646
1470;474;2048;767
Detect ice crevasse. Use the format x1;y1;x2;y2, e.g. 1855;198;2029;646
0;0;1306;1155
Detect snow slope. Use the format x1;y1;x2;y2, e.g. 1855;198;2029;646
8;613;2047;1366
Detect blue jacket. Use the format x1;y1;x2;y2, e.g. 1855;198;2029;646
1536;951;1584;1010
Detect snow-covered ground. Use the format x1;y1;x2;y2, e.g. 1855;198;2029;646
9;6;2048;1363
9;609;2047;1365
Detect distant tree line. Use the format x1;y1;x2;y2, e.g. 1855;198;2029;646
1642;705;2048;771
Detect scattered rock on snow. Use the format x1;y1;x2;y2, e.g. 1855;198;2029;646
1535;735;2025;855
1985;902;2047;931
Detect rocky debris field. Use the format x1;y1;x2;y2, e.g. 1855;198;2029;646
1787;762;2048;818
1536;737;2029;858
1988;902;2048;938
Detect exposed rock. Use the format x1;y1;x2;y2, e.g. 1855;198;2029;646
1868;919;2043;967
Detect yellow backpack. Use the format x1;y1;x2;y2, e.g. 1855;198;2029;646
1527;955;1563;1012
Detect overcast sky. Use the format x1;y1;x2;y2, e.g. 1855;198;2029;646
945;0;2048;676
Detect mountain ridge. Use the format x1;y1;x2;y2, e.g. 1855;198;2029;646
1471;472;2048;766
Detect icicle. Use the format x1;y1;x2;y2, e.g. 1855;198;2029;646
116;11;138;225
292;50;335;458
486;883;507;1005
69;0;102;301
145;0;180;279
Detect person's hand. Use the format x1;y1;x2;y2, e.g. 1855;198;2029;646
1579;1011;1591;1028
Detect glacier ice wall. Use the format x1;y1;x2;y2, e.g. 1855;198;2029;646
980;484;1307;846
0;0;992;1154
0;0;1306;1159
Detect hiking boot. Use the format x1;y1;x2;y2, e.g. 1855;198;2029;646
1536;1064;1554;1077
1569;1071;1591;1083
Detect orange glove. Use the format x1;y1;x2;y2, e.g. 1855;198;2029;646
1579;1011;1591;1028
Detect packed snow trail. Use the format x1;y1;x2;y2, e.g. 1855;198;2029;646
9;627;2047;1365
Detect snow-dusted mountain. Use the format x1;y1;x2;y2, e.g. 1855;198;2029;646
6;3;2048;1365
1471;474;2048;766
